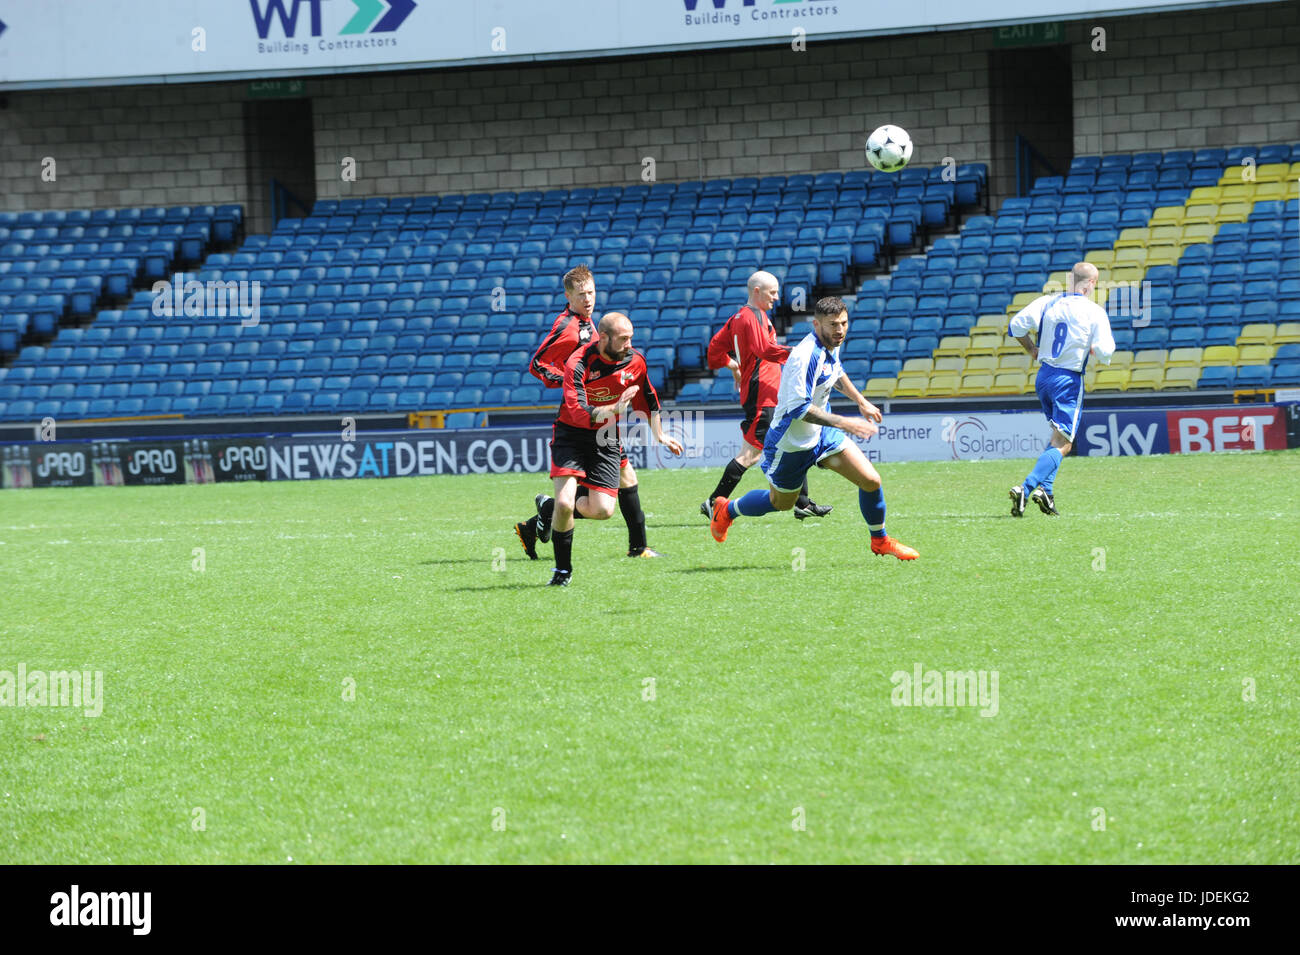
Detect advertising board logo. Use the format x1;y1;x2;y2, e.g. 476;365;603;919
250;0;417;39
127;449;178;476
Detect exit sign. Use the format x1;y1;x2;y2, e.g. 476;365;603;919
993;22;1065;47
248;79;306;99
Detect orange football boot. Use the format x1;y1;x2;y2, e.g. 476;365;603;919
710;496;733;543
870;535;918;560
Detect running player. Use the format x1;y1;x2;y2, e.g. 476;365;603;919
514;265;662;558
708;296;918;561
700;270;831;521
534;312;683;586
1007;262;1116;517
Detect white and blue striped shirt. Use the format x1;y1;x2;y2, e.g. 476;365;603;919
1009;291;1116;373
767;332;843;452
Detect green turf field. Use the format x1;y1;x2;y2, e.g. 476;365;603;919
2;449;1297;864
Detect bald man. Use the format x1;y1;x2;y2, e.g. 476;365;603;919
1007;262;1116;517
701;270;831;521
526;312;682;586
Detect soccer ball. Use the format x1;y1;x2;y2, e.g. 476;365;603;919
866;124;913;173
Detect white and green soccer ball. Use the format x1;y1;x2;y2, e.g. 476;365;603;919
866;124;913;173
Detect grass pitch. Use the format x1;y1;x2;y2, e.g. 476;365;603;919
2;449;1297;864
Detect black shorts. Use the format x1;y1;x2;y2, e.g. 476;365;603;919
741;405;774;451
549;421;621;497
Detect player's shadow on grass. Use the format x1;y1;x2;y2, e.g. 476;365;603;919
418;558;491;565
443;581;550;592
674;564;784;573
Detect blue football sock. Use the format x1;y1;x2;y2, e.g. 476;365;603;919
859;487;887;538
1024;447;1062;493
732;488;777;518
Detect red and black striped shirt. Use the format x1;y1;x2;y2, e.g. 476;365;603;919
557;340;661;431
530;307;594;388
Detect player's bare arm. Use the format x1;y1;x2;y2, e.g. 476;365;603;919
834;374;882;422
1017;333;1038;360
650;412;684;456
802;403;879;441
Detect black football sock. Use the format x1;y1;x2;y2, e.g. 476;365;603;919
552;528;574;572
710;457;749;501
619;485;647;552
795;477;811;509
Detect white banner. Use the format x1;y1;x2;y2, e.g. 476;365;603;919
0;0;1268;88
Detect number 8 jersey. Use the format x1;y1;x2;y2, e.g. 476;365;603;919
1009;291;1116;373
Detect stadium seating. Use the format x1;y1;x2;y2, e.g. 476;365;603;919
0;168;987;419
832;144;1299;399
3;143;1300;419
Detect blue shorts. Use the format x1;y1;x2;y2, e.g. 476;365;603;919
1036;363;1086;441
760;427;848;493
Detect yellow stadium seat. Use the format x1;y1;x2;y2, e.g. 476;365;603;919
1187;186;1224;203
966;333;1001;357
1126;367;1164;391
1044;271;1071;293
935;336;969;358
1290;161;1300;177
975;313;1007;330
1255;163;1290;183
1111;266;1144;284
934;355;966;373
1085;250;1114;269
1246;181;1284;201
1214;202;1251;223
1274;323;1300;344
1106;350;1134;370
1008;292;1041;314
1202;345;1239;365
1180;223;1216;244
892;375;928;398
1132;348;1168;368
964;354;998;373
1147;224;1182;247
1219;183;1255;201
1113;246;1147;265
998;352;1031;372
958;373;994;395
1144;249;1179;267
864;377;896;398
925;372;960;396
1093;369;1130;392
1237;344;1274;365
1150;205;1185;225
1021;372;1038;393
1182;203;1218;224
901;357;935;375
1238;323;1276;346
1115;227;1150;249
1166;347;1203;368
990;373;1023;394
1161;366;1200;389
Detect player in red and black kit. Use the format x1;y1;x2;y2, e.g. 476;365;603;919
515;265;666;560
525;312;683;586
700;270;831;520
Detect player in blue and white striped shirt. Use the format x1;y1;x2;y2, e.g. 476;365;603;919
1007;262;1116;516
709;296;918;560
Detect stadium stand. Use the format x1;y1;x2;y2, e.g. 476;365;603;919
0;167;986;420
1;144;1298;422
